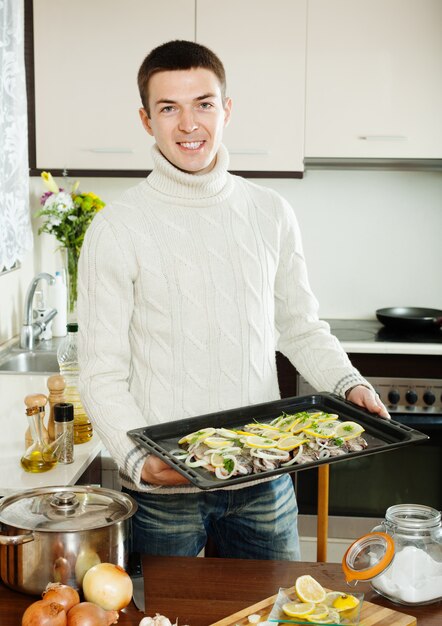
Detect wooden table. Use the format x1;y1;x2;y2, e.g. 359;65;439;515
1;557;440;625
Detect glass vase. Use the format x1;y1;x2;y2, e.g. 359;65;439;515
60;246;79;321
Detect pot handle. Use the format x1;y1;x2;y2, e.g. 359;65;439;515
0;531;35;546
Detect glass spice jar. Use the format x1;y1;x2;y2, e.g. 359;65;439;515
54;402;74;464
342;503;442;606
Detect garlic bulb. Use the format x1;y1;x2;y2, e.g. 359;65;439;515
139;614;188;626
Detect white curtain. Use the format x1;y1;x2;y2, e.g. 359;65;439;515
0;0;33;271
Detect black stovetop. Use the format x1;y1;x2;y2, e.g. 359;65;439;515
326;319;442;344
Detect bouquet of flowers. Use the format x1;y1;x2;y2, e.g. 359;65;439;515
35;172;105;312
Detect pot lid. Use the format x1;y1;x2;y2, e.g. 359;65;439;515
0;486;137;532
342;532;395;583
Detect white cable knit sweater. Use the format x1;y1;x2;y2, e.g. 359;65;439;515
78;144;369;493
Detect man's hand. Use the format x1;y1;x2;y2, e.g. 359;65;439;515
346;385;390;419
141;454;190;486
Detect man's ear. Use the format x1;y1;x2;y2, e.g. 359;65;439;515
139;108;154;136
223;97;232;128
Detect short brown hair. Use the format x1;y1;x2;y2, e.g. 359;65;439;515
137;40;226;113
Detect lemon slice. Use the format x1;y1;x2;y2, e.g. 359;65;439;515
243;435;276;449
215;428;240;439
209;453;225;467
302;423;338;439
333;593;360;611
324;591;346;606
290;418;314;433
276;436;308;451
178;427;216;444
295;575;326;604
246;422;280;431
317;413;339;422
204;436;231;449
334;421;365;440
305;604;329;622
282;601;315;618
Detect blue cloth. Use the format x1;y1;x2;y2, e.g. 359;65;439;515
124;475;300;560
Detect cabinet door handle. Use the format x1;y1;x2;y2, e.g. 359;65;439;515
358;135;407;142
83;148;134;153
228;149;270;155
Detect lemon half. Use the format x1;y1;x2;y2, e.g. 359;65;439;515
295;575;326;604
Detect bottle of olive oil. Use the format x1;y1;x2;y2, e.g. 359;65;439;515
57;323;93;444
21;394;58;473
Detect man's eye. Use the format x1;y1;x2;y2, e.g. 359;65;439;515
199;102;214;109
160;106;175;113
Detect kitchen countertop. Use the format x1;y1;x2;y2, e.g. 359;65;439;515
0;556;440;625
326;319;442;356
0;374;102;496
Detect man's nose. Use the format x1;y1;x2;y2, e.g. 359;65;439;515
178;108;198;133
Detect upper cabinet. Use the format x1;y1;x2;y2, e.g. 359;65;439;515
30;0;306;175
304;0;442;160
32;0;194;173
197;0;306;174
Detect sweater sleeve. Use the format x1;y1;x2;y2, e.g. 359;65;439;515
274;198;371;397
77;210;154;490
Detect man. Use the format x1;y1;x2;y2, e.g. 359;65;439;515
78;40;388;560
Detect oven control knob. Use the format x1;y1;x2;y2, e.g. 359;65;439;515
405;390;418;405
423;390;436;406
388;390;400;405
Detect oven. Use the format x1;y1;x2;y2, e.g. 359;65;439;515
277;319;442;540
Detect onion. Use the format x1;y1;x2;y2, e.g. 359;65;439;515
67;602;119;626
43;583;80;613
185;455;208;467
281;445;304;466
82;562;133;611
318;448;331;460
22;600;67;626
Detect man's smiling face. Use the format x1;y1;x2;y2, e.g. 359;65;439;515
139;68;232;175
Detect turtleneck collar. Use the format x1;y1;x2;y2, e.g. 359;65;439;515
146;143;233;204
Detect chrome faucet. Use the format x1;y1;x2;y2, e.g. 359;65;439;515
20;273;58;350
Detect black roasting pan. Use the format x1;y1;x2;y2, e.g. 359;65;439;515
127;393;428;490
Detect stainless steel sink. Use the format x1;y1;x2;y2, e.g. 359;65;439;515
0;351;59;374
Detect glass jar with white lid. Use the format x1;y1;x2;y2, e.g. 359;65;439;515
342;503;442;606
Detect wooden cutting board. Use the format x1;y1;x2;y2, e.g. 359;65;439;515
209;586;417;626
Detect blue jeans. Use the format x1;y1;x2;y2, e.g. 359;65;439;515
125;474;300;560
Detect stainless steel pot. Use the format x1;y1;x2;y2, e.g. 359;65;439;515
0;485;137;595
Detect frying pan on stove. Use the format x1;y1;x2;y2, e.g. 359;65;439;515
376;307;442;331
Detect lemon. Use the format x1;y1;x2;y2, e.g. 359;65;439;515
305;604;329;622
317;412;339;422
204;436;231;449
277;435;308;451
333;593;360;611
215;428;240;439
243;435;276;449
282;601;315;618
302;423;337;439
295;575;326;604
178;427;215;444
284;417;311;432
334;421;365;440
209;453;225;467
324;591;346;606
246;422;280;431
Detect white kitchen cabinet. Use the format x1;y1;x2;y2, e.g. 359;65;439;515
31;0;306;175
197;0;307;173
33;0;194;172
305;0;442;160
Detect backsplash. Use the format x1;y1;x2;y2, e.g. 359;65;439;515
1;167;441;346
